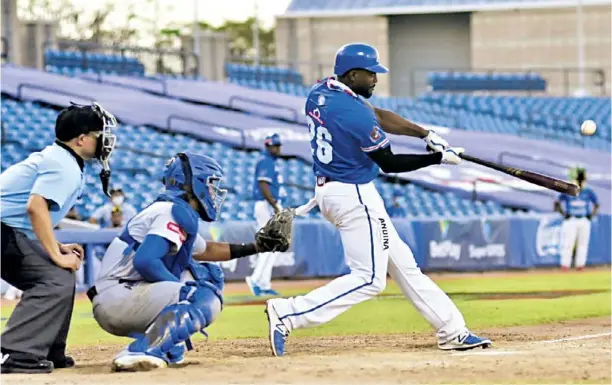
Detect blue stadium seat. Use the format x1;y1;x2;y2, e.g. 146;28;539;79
0;95;543;220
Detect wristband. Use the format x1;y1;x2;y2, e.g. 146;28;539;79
229;243;258;259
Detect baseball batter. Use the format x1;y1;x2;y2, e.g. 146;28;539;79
265;43;491;357
245;133;286;296
554;168;599;270
88;153;283;371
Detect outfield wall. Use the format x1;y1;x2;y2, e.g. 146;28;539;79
50;214;611;289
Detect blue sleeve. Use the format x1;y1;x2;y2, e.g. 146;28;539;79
589;190;599;205
31;159;79;211
256;158;275;183
133;234;180;283
557;194;568;203
338;104;389;153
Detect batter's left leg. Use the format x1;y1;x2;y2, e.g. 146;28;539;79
385;219;491;351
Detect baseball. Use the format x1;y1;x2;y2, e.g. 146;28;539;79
580;120;597;136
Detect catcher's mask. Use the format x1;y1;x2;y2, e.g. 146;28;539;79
92;102;117;197
69;101;117;197
162;152;227;222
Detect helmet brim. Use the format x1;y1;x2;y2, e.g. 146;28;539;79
364;63;389;74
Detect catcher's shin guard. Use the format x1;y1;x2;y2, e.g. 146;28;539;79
127;284;222;360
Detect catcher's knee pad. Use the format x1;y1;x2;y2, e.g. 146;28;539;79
188;261;225;294
128;285;221;360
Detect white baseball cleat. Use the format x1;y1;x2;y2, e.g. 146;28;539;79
112;350;167;372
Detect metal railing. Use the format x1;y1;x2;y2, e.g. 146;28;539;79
16;82;95;103
166;114;247;149
225;55;326;83
409;67;607;97
43;40;200;77
228;95;300;123
82;71;169;95
1;37;8;61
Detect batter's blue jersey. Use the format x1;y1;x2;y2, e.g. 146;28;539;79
252;152;286;201
558;187;598;217
305;78;389;184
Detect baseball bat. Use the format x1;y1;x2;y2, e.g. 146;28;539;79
459;153;580;196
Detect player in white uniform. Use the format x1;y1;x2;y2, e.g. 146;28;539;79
554;168;599;270
264;43;492;357
245;133;286;296
89;153;280;371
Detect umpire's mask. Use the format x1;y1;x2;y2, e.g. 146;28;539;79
91;102;117;197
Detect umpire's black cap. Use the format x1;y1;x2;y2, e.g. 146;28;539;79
55;104;104;141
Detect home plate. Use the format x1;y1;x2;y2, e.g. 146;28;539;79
453;350;523;356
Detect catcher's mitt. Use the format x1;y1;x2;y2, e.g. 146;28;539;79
255;208;294;252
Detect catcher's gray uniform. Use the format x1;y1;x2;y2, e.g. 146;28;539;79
91;202;215;337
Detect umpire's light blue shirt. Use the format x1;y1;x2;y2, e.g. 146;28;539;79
0;142;85;239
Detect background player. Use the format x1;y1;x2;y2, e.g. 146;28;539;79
555;167;599;270
385;188;407;218
265;43;491;357
89;153;281;371
245;133;286;296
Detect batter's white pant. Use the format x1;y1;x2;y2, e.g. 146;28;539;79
560;217;591;268
272;181;467;343
247;200;279;290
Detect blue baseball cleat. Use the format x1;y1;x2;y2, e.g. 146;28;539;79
438;331;492;351
166;345;185;366
245;276;262;296
260;289;280;296
265;299;290;357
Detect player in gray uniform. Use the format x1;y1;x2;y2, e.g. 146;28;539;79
88;153;280;371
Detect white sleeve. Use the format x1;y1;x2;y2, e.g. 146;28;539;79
193;234;207;254
147;211;186;252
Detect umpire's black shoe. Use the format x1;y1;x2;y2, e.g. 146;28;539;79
1;354;54;374
48;355;75;369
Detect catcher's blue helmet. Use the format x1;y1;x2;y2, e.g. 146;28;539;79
334;43;389;76
264;133;281;147
162;153;227;222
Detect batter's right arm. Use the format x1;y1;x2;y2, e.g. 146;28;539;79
368;146;463;173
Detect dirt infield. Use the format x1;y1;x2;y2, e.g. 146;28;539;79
4;317;610;385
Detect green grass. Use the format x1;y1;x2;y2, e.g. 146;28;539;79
1;269;610;347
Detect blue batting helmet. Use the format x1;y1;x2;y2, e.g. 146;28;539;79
264;133;281;147
334;43;389;76
162;153;227;222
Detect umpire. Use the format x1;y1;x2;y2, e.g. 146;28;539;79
0;102;117;374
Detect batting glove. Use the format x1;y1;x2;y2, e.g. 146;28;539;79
424;130;449;152
441;147;465;165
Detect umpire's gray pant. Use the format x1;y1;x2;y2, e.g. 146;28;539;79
1;223;76;358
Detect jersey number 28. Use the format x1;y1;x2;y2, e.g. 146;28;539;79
307;115;333;164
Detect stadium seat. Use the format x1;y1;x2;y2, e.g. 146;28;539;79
0;95;545;221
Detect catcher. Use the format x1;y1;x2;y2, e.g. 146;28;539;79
87;152;289;371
